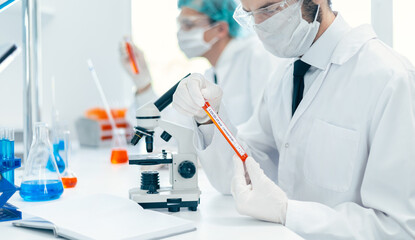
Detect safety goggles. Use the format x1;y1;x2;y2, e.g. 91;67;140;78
233;0;300;29
177;16;213;31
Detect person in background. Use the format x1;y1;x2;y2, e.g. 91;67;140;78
120;0;287;128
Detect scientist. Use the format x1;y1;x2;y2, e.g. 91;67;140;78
172;0;415;239
121;0;286;127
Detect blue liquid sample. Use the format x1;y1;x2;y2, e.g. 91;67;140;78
1;140;14;183
0;139;3;159
58;139;65;151
46;144;66;173
19;180;64;201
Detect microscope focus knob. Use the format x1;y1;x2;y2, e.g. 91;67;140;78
160;131;172;142
178;161;196;179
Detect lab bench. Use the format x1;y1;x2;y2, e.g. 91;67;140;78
0;147;303;240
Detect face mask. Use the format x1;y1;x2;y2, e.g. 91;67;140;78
177;26;219;58
253;0;320;58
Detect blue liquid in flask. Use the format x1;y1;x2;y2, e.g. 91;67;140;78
19;180;64;201
46;143;65;173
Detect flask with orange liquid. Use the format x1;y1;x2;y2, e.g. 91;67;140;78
61;131;77;188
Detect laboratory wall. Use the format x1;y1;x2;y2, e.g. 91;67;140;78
0;0;132;138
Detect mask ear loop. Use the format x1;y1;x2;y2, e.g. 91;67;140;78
294;4;321;56
204;22;222;45
313;4;320;23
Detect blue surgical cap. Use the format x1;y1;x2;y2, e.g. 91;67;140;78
178;0;241;37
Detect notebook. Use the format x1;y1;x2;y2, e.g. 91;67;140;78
13;194;196;240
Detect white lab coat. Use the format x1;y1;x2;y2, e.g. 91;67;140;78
193;15;415;239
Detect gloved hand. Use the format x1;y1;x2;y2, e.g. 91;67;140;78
231;155;288;224
119;41;152;92
172;73;223;124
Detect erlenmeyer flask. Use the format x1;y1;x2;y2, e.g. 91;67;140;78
20;123;64;201
47;121;66;173
110;128;128;164
61;131;77;188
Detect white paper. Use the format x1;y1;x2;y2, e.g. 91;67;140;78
19;194;195;240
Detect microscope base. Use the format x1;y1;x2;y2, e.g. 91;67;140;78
129;187;200;212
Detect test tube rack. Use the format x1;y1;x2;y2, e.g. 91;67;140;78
0;157;21;222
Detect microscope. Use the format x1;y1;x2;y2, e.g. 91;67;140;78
129;74;201;212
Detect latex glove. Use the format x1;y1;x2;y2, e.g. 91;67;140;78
231;155;288;224
172;73;223;124
119;41;152;92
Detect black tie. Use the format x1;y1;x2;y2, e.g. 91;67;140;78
213;73;218;84
292;59;311;116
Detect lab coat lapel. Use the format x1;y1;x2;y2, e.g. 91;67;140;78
287;65;331;132
285;24;377;134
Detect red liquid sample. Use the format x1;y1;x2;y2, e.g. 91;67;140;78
111;148;128;164
62;177;77;188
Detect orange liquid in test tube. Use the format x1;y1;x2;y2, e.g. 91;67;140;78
62;177;78;188
111;148;129;164
125;41;139;74
202;102;248;162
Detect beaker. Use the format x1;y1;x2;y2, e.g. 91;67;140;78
20;123;64;201
61;131;77;188
110;128;128;164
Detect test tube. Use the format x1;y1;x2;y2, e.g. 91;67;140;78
7;128;15;159
0;128;4;162
2;128;15;183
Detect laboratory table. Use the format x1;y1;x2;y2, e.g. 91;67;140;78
1;147;303;240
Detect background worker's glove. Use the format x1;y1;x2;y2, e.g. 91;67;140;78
173;73;223;124
119;41;152;93
231;155;288;224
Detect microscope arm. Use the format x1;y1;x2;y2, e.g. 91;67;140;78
157;120;196;155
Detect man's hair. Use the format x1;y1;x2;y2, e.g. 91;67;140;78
303;0;332;22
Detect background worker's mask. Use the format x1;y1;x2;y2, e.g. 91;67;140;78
177;25;219;58
254;0;320;58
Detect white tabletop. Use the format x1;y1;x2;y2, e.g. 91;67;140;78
1;147;303;240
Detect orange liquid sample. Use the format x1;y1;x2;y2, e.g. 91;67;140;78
62;177;77;188
111;148;128;164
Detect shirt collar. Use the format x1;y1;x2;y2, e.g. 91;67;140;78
301;13;352;70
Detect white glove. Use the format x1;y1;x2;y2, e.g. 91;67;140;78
231;155;288;224
172;73;223;124
119;41;152;91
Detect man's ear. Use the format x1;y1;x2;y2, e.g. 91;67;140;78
216;21;230;38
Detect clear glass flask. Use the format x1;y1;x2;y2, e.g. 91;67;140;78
61;131;77;188
20;123;64;201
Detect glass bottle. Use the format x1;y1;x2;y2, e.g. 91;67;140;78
20;123;64;201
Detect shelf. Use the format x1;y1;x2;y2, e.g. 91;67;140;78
0;0;20;14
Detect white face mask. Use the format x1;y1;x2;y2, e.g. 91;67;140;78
177;26;219;58
253;0;320;58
